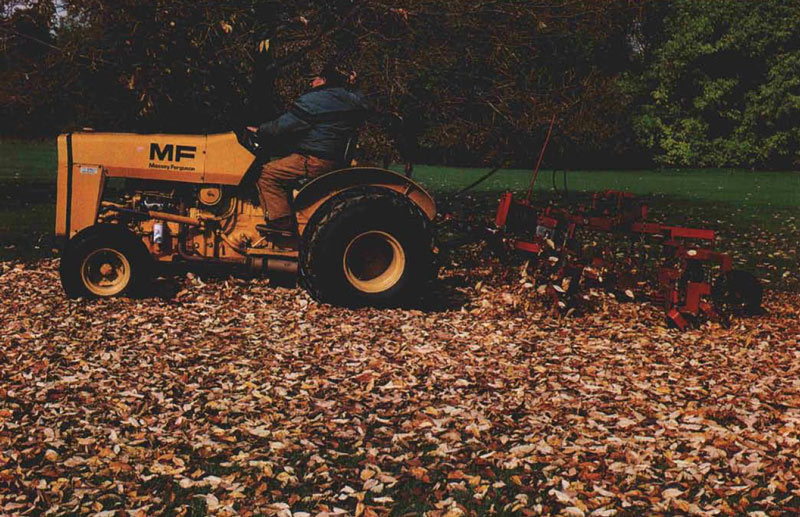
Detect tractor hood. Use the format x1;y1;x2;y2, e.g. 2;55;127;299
61;131;256;184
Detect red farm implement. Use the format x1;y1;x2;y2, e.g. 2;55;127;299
488;118;762;329
494;189;762;329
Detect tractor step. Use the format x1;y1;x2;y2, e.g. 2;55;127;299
245;245;298;256
256;224;295;237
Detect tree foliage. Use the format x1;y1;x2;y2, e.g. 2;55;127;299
2;1;799;168
627;0;800;168
1;0;642;166
0;0;58;135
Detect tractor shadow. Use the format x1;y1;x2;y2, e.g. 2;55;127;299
413;277;473;312
147;262;267;300
147;263;473;312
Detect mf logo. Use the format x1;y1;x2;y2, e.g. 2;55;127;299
149;143;196;162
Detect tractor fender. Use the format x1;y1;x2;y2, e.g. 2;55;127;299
65;223;150;258
67;223;138;247
293;167;436;221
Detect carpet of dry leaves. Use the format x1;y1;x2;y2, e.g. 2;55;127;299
2;252;800;516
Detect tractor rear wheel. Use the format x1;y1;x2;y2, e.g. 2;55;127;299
60;225;151;298
299;188;435;307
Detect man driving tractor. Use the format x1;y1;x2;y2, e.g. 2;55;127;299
247;62;370;235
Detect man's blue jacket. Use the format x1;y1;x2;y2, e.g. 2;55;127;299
258;85;370;162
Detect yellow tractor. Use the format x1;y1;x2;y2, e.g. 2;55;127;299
55;130;437;306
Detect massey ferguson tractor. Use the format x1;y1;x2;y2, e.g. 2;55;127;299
54;130;437;306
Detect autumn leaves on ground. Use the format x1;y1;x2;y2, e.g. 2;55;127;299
2;211;800;517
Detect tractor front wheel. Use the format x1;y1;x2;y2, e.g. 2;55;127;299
299;188;434;307
60;225;151;298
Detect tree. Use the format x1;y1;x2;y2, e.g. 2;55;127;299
342;0;641;166
2;0;643;167
627;0;800;168
0;0;58;137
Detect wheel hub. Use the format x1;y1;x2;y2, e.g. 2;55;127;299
80;248;131;296
343;231;406;294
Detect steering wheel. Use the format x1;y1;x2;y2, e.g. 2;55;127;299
236;127;266;157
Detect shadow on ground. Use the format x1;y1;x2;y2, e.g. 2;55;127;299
145;261;473;312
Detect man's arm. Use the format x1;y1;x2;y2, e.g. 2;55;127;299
257;109;312;137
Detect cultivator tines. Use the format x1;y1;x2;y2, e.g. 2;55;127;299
495;190;762;329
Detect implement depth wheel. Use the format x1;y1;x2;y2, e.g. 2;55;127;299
300;188;434;307
712;269;762;316
60;225;151;298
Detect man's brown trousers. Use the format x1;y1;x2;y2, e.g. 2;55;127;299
256;153;335;221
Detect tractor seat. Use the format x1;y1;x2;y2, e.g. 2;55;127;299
289;176;313;190
287;176;314;199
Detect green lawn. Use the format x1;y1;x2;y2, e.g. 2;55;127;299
0;139;58;182
402;164;800;208
1;140;798;290
0;140;59;259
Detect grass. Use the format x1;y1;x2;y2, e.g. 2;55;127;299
2;139;799;278
0;139;58;183
0;140;59;259
402;164;800;208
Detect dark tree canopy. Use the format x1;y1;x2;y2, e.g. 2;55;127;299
2;0;798;169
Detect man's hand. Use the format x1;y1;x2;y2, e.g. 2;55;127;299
246;126;259;133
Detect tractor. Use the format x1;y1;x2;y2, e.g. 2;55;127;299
54;130;437;306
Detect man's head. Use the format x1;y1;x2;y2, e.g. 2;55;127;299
309;75;327;88
305;61;349;88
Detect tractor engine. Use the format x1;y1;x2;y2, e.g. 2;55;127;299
104;184;265;263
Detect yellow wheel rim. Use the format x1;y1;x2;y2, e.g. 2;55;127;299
343;231;406;294
80;248;131;297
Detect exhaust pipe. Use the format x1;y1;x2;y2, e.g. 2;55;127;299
247;256;298;275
